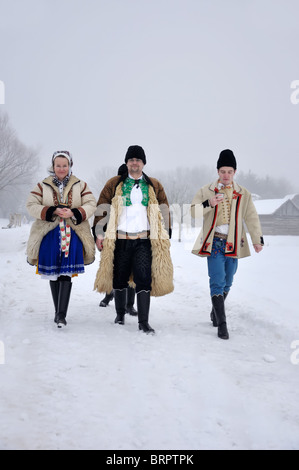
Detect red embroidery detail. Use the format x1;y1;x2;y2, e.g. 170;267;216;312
53;189;59;207
68;188;73;208
226;242;233;251
233;190;242;200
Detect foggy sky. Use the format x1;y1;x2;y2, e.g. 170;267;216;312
1;0;299;190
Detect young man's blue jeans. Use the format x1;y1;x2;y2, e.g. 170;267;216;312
207;237;238;297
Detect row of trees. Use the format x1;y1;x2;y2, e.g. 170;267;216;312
89;165;294;207
0;110;296;220
0;113;39;218
88;165;295;242
156;167;294;206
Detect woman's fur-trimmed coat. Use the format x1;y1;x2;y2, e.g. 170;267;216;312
93;175;174;297
191;181;264;259
26;175;97;266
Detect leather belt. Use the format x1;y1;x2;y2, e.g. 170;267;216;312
117;230;150;240
214;232;228;240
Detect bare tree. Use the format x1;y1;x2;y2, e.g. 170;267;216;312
156;168;190;242
237;170;295;199
88;166;118;200
0;112;39;217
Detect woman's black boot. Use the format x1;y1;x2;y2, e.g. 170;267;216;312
56;281;72;328
50;280;60;323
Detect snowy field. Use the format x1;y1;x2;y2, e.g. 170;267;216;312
0;219;299;450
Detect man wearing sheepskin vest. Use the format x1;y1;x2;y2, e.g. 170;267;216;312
191;149;264;340
93;145;174;334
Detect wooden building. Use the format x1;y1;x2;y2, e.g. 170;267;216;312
254;195;299;235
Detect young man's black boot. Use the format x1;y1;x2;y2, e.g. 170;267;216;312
210;291;228;327
211;294;229;340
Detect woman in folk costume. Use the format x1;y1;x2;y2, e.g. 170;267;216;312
26;151;97;328
93;145;174;335
191;150;264;340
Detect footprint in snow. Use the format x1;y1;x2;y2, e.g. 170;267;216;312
263;354;276;363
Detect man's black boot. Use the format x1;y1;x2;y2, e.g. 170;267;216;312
56;281;72;328
100;291;114;307
137;291;155;335
210;291;228;327
211;295;229;340
50;280;60;323
126;287;138;316
114;289;127;325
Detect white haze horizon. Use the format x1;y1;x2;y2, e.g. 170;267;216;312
1;0;299;190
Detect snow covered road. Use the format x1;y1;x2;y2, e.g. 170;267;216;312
0;222;298;450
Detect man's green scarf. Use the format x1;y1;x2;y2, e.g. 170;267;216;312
122;177;149;207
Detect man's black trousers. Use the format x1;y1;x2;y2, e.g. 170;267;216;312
113;238;152;293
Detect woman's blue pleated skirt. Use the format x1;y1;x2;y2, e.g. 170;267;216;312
38;225;85;276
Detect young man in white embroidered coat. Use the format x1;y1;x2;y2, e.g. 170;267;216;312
191;149;264;340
